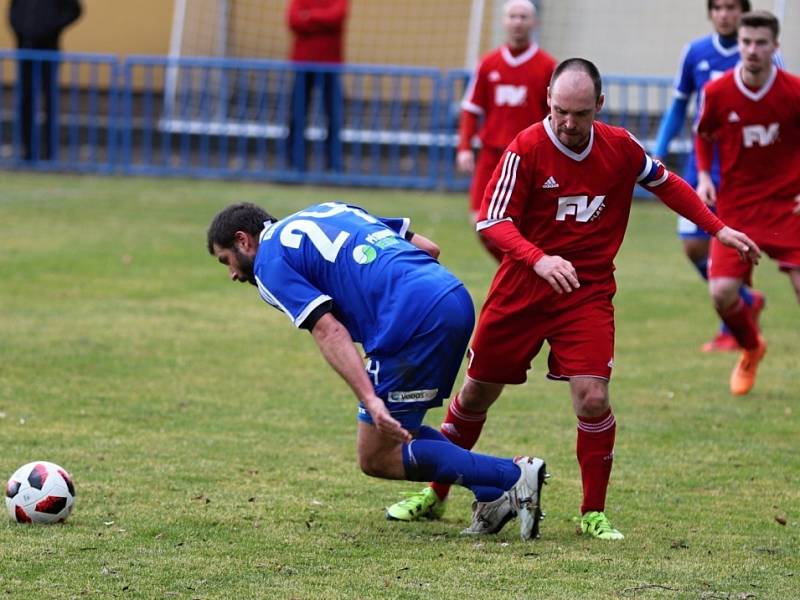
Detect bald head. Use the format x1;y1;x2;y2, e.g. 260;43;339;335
547;59;604;151
503;0;537;49
550;58;603;101
503;0;536;17
550;70;597;107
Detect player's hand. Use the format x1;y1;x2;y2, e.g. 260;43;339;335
793;193;800;215
696;173;717;207
716;226;761;265
364;397;411;443
533;254;580;294
456;149;475;174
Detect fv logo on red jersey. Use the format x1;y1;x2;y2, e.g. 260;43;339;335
742;123;779;148
555;195;606;222
494;85;527;106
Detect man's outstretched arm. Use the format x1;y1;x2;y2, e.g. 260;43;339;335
310;313;411;443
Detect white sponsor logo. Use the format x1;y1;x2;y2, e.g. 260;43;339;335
488;70;501;82
365;229;395;244
742;123;779;148
698;60;710;71
542;176;559;189
727;111;740;123
555;195;606;222
495;84;527;106
388;389;439;403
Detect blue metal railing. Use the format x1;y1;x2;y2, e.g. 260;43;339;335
0;50;683;190
0;49;119;173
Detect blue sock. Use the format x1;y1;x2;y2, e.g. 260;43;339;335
692;257;709;281
415;425;448;442
738;286;754;306
413;426;504;501
401;440;519;496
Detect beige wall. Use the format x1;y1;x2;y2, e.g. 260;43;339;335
1;0;796;75
0;0;172;56
538;0;798;76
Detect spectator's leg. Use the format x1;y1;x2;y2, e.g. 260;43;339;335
324;71;343;172
17;57;34;161
288;70;312;172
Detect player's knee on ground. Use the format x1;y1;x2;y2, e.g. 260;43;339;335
357;448;396;479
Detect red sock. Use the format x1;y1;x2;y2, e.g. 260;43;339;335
430;394;487;500
576;409;616;514
718;298;760;350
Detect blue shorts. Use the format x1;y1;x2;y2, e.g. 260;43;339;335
678;215;712;240
677;166;716;240
357;284;474;431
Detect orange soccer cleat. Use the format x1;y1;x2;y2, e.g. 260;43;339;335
730;337;767;396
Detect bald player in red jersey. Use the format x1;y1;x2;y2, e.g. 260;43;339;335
457;0;555;261
385;58;759;540
695;10;800;396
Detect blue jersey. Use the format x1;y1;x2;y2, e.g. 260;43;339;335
253;202;462;355
672;34;741;185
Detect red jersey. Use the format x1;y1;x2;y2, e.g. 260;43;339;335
477;119;724;283
462;44;556;151
695;66;800;225
287;0;348;63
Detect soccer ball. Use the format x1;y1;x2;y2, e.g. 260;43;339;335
5;461;76;524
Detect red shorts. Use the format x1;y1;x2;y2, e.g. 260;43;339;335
469;146;504;214
467;265;617;384
709;206;800;282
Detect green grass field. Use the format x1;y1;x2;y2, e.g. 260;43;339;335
1;172;798;599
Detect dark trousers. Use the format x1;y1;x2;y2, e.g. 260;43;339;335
17;56;60;161
288;70;343;172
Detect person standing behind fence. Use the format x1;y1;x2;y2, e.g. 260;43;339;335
9;0;82;161
456;0;555;262
286;0;348;173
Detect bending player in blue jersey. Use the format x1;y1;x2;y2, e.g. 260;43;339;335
207;201;548;540
653;0;771;352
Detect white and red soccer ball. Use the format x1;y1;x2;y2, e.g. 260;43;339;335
5;461;76;524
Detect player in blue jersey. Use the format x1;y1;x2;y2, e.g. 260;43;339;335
207;201;548;539
654;0;767;352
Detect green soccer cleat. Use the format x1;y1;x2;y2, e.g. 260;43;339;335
386;487;446;521
577;511;625;540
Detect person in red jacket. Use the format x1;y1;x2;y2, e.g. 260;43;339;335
457;0;555;261
286;0;348;172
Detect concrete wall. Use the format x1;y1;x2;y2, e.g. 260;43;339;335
0;0;172;56
537;0;798;76
1;0;796;75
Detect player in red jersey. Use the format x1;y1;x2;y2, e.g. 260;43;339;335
457;0;555;262
695;11;800;396
387;58;759;539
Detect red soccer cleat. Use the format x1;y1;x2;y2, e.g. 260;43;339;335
701;330;741;353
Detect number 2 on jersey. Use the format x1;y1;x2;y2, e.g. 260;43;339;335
279;220;350;262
